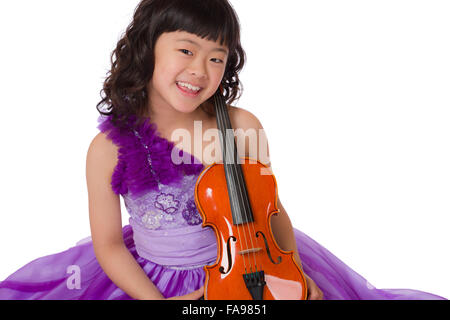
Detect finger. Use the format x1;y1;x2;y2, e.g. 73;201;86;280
168;286;204;300
186;286;204;300
308;290;323;300
196;286;205;298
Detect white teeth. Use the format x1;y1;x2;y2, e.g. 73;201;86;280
177;81;201;92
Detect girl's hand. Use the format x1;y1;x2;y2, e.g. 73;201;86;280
166;285;204;300
305;274;323;300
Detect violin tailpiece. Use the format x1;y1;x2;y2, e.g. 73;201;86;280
243;270;266;300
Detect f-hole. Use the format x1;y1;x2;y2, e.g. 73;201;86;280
219;236;237;274
256;231;282;264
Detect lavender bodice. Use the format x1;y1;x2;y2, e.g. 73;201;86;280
97;114;217;268
122;174;202;230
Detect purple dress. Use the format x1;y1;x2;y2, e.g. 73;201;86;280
0;115;446;300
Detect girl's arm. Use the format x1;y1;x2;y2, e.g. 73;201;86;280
270;198;304;270
86;133;204;300
235;106;323;299
86;133;164;300
270;198;323;300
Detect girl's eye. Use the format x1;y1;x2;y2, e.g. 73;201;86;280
180;49;192;56
179;49;223;64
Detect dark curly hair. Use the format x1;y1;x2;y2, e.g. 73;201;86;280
96;0;246;130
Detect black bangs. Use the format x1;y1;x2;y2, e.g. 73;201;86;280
157;0;239;51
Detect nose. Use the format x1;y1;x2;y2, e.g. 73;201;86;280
188;58;207;79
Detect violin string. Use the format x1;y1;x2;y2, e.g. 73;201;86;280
236;156;263;272
215;93;250;273
221;99;259;274
226;124;255;272
217;92;258;274
217;94;252;274
235;155;262;272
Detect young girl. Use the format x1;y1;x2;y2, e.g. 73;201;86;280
0;0;445;300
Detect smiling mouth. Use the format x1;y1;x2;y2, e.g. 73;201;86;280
176;82;203;97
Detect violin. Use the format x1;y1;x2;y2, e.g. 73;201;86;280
194;88;308;300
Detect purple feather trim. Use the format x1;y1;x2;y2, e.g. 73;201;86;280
97;114;204;197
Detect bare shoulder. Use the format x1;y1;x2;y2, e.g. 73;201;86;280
228;105;264;131
86;132;119;178
227;105;271;168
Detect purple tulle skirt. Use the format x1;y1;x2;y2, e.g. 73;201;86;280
0;225;446;300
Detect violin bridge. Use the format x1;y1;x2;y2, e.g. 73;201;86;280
238;247;262;255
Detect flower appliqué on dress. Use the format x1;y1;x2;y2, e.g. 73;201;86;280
182;199;203;226
154;193;180;215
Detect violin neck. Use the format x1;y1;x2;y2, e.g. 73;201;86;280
213;90;254;225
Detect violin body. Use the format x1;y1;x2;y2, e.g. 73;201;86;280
194;157;308;300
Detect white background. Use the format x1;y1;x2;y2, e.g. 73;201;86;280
0;1;448;299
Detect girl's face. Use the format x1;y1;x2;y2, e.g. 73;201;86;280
148;30;229;117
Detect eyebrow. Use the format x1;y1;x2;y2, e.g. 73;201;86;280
176;38;228;55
